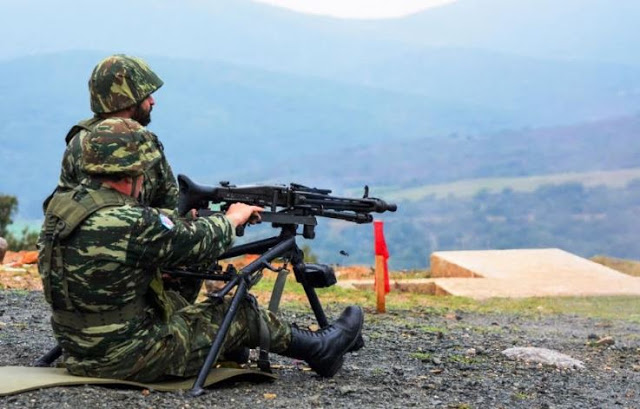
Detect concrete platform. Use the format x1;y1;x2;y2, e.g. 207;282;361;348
428;248;640;299
339;249;640;299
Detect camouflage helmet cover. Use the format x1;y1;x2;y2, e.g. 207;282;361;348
89;54;163;114
81;118;162;177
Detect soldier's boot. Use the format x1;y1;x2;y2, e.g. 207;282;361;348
283;305;364;377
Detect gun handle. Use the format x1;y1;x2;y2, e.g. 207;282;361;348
234;214;261;237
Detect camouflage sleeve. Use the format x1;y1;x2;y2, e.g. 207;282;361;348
126;207;235;269
58;133;85;191
153;155;179;209
143;132;179;210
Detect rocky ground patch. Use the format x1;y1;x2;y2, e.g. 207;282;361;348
1;290;639;408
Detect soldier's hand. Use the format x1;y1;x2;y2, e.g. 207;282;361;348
225;203;263;227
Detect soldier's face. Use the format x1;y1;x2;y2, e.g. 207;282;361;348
133;95;154;126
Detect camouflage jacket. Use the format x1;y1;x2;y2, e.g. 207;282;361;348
38;182;234;378
56;117;178;210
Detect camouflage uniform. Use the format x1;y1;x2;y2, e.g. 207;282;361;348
58;117;178;210
38;130;291;382
53;54;178;210
49;55;196;301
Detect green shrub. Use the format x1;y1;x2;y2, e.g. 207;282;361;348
0;194;38;251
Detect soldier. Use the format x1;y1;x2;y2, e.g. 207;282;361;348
47;54;196;300
51;54;177;210
37;125;364;382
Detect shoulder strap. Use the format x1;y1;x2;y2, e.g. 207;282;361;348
64;117;103;145
46;188;128;239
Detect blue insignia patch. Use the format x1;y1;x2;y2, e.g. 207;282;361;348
159;213;175;230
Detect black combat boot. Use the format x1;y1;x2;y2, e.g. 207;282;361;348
284;305;364;377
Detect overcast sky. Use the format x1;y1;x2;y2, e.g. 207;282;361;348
254;0;457;19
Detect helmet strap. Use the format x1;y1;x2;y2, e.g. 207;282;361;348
130;175;139;198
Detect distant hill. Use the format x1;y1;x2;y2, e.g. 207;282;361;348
304;179;640;269
382;168;640;202
369;0;640;67
2;1;639;129
4;53;639;217
237;115;640;188
2;0;639;66
1;0;639;266
0;52;506;217
2;0;640;217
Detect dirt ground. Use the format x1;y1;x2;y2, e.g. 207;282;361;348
1;290;639;409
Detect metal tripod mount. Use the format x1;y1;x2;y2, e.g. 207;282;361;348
187;222;346;397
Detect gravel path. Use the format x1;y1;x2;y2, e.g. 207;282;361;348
1;290;639;408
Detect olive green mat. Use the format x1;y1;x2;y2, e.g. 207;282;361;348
0;366;276;396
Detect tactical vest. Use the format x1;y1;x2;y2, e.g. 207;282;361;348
41;186;175;327
39;188;147;326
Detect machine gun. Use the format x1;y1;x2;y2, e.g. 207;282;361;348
177;174;396;238
34;174;397;397
175;175;396;395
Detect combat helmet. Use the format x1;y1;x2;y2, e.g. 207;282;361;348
89;54;163;114
81;118;161;176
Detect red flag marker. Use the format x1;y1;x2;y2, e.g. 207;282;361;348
374;220;390;313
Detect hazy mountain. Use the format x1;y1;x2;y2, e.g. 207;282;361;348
2;44;639;217
2;0;639;67
0;52;507;217
2;1;638;127
1;0;639;266
238;115;640;187
369;0;640;67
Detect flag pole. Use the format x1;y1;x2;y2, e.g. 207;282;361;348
375;253;386;313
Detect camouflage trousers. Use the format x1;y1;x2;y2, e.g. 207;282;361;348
64;291;292;382
131;292;292;382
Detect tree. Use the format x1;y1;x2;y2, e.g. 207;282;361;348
0;194;38;251
301;244;318;263
0;195;18;237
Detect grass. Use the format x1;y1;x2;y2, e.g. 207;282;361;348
250;274;640;323
591;255;640;277
513;392;533;401
417;325;448;334
454;324;504;334
449;354;476;364
4;266;640;323
378;167;640;201
409;352;433;361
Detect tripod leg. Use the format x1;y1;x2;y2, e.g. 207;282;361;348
302;283;364;351
33;344;63;367
189;280;248;397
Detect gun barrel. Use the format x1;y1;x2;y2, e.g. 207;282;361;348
382;201;397;212
297;194;396;214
